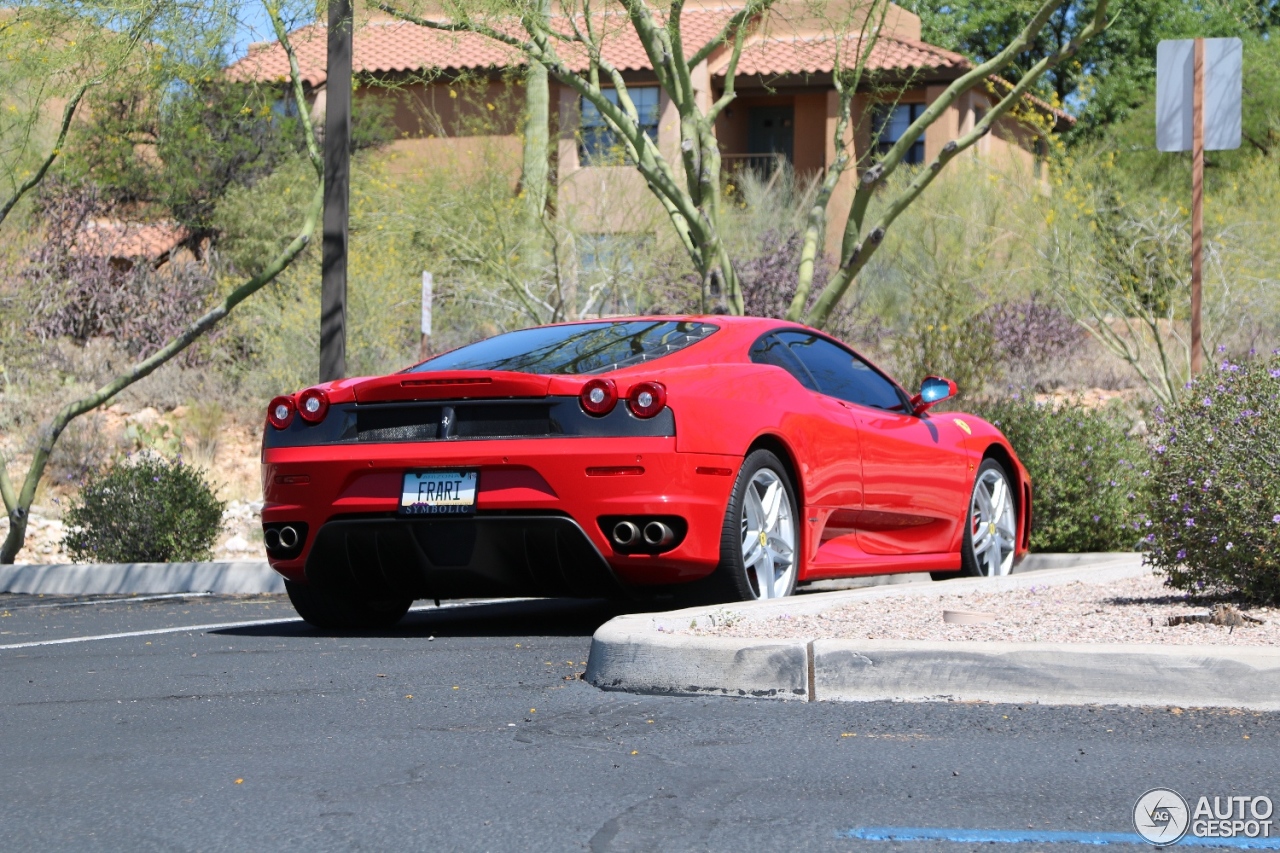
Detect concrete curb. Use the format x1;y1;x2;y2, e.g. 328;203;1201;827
0;561;283;595
585;553;1280;710
810;640;1280;710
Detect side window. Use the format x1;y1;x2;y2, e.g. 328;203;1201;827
777;332;906;411
748;333;818;391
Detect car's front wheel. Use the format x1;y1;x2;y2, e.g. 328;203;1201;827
285;579;413;630
959;459;1018;577
711;449;800;601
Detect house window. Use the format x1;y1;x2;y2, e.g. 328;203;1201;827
579;87;660;166
871;103;926;165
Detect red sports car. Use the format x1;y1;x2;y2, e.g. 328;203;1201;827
261;316;1030;628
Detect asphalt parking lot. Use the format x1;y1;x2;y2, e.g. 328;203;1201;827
2;592;1277;852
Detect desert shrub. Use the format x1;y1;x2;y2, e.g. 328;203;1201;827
970;395;1145;552
982;294;1084;387
24;180;220;362
62;455;225;563
1145;352;1280;601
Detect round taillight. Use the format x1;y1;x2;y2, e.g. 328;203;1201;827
579;378;617;416
627;381;667;418
267;396;295;430
297;388;329;424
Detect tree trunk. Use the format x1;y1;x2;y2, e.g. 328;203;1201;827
520;2;551;230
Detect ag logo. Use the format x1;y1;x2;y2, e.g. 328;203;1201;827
1134;788;1191;845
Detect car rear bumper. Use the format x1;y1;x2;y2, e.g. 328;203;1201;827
303;514;626;600
262;436;740;596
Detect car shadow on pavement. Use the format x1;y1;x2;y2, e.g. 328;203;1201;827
210;596;634;640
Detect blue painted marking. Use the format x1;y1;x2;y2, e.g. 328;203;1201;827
839;827;1280;849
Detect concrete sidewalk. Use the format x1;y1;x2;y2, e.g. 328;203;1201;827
0;561;282;595
585;554;1280;711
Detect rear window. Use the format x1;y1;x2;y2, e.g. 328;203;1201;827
409;320;719;376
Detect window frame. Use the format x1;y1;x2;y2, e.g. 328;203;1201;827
578;87;661;166
871;102;927;165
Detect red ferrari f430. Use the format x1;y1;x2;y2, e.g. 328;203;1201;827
261;317;1030;628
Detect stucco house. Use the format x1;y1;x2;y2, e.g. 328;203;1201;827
230;0;1069;255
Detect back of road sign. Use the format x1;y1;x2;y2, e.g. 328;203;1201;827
1156;38;1242;152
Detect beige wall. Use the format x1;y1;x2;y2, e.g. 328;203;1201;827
355;79;521;139
765;0;922;42
382;135;523;185
348;66;1053;251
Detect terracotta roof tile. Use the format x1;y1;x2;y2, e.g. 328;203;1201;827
226;10;1071;126
228;9;737;85
73;221;190;261
709;32;967;78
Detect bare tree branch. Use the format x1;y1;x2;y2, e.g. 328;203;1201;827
804;0;1111;328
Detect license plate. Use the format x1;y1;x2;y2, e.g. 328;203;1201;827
400;470;478;516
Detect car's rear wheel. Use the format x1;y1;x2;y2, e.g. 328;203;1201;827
709;449;800;602
285;579;413;630
956;459;1018;578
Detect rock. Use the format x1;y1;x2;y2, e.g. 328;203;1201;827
1168;604;1264;627
128;407;162;426
223;534;252;553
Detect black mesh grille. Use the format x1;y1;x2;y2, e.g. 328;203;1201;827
451;404;555;438
357;405;445;442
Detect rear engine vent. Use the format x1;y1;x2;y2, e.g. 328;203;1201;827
356;402;558;442
357;405;446;442
451;404;555;439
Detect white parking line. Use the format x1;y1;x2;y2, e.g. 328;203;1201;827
13;592;215;610
0;617;304;650
0;599;532;651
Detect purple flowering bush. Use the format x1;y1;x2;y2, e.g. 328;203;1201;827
970;395;1144;552
62;456;225;563
1146;353;1280;601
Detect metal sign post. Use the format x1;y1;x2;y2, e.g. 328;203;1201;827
1156;37;1242;375
1191;38;1204;376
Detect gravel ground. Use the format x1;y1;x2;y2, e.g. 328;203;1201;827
692;573;1280;646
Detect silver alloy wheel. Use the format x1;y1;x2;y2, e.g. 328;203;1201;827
739;468;797;598
969;467;1017;576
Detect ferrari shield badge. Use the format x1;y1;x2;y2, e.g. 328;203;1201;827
953;418;972;435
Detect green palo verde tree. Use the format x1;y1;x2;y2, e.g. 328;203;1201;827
375;0;1112;326
0;0;323;564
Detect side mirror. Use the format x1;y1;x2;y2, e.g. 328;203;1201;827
911;376;957;415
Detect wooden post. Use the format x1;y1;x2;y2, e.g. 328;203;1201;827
1190;37;1204;376
320;0;352;383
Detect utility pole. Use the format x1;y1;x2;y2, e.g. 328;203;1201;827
320;0;352;383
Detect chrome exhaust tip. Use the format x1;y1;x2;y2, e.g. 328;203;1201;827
642;521;675;549
278;525;299;550
612;521;641;547
263;528;281;551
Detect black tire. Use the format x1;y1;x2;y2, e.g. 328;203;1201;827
704;449;801;602
952;458;1017;579
285;579;413;630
